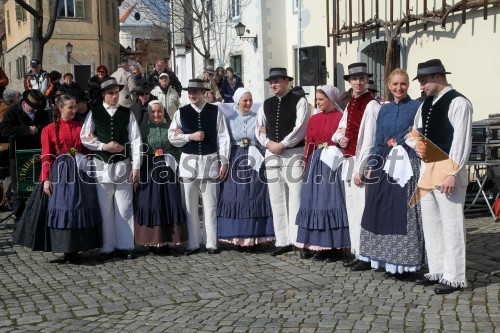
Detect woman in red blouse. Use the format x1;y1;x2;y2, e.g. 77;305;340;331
41;95;102;264
295;85;351;262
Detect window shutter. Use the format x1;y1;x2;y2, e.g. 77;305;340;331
16;58;20;80
75;0;85;18
105;1;110;25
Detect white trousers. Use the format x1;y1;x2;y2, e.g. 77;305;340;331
266;163;303;247
344;179;366;257
421;180;468;287
181;178;219;250
96;182;135;253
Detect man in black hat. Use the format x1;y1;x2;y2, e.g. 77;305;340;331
80;77;142;261
24;59;54;98
196;67;222;102
331;62;381;271
0;89;51;218
67;88;90;123
130;82;158;127
256;67;310;257
168;79;230;255
410;59;473;294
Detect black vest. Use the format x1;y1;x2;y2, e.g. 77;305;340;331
92;105;130;163
263;92;305;147
180;103;218;155
421;89;465;154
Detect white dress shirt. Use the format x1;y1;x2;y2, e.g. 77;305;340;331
168;102;231;179
411;85;473;182
80;102;142;183
255;94;310;149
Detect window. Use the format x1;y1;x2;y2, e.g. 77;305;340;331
57;0;85;18
112;2;117;29
105;1;110;25
230;55;242;79
6;10;11;35
361;40;401;98
230;0;240;18
108;54;112;71
15;3;27;26
16;56;27;80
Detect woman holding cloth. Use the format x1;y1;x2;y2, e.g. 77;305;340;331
135;100;186;254
217;87;274;251
358;69;424;277
295;85;350;261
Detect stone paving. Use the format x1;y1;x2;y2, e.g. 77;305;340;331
0;210;498;333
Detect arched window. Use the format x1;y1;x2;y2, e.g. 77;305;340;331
360;40;401;98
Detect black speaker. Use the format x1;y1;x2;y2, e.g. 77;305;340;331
299;46;327;86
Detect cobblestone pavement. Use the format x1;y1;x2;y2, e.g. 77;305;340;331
0;211;498;333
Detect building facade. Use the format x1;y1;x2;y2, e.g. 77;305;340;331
3;0;121;92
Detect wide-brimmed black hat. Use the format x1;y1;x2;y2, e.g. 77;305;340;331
100;78;120;91
343;62;373;81
290;86;309;98
367;80;378;92
182;79;210;91
265;67;294;82
22;89;46;110
412;59;451;81
132;82;154;95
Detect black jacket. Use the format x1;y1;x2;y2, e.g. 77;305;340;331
88;74;108;107
0;102;51;150
130;94;158;128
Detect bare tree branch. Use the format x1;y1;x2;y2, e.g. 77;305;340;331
14;0;38;17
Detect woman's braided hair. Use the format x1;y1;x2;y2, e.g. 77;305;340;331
53;95;75;155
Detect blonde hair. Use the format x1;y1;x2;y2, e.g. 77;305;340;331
387;68;409;84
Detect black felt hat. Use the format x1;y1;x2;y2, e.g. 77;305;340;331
413;59;451;81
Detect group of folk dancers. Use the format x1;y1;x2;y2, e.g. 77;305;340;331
13;59;472;296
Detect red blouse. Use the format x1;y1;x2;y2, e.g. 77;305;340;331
40;119;83;182
304;110;343;164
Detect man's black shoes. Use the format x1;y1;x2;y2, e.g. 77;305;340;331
270;245;293;256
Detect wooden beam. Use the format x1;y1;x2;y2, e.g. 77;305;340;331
484;0;489;19
349;0;353;43
406;0;410;33
327;0;330;47
424;0;428;30
375;0;379;38
462;0;467;23
362;0;366;41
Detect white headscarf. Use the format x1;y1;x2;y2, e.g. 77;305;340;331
232;87;252;111
318;85;342;112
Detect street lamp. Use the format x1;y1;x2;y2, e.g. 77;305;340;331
234;22;258;48
66;42;73;63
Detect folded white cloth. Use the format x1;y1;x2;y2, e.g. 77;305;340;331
247;146;264;172
320;145;345;172
383;145;413;187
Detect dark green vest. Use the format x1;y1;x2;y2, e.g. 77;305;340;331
91;105;130;163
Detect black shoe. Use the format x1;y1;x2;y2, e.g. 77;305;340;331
350;260;371;271
185;248;200;256
151;245;171;256
98;251;115;262
343;258;359;267
62;253;81;264
116;249;136;260
206;248;220;254
324;249;343;263
300;248;313;259
434;283;461;295
415;276;439;286
313;250;327;261
270;245;293;256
